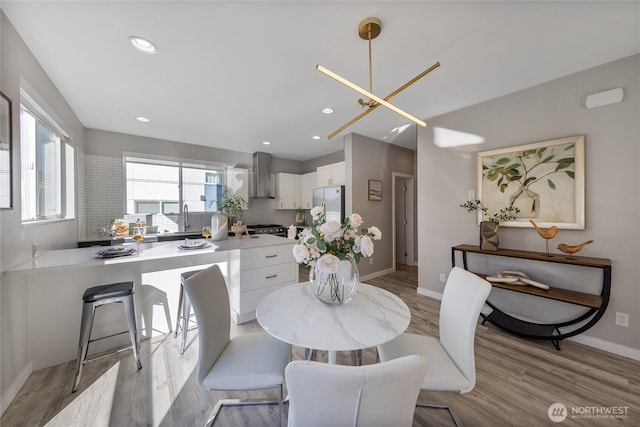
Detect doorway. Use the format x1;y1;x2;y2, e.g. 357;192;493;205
392;173;415;269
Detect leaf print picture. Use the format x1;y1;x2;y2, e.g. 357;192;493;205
476;136;585;229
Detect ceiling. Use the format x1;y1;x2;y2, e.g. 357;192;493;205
2;1;639;161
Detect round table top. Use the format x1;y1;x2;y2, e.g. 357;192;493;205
256;282;411;352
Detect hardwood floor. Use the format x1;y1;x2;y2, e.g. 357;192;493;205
2;264;638;426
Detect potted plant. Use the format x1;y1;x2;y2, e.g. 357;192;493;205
460;200;519;250
217;191;247;228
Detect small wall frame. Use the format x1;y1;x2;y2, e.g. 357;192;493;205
368;179;382;201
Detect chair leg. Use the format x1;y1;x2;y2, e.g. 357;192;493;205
417;400;464;427
123;295;142;370
204;385;285;426
174;283;184;338
72;302;95;393
180;292;192;354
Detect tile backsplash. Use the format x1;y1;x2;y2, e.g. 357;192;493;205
80;154;301;239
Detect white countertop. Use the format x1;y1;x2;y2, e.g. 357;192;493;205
7;234;294;273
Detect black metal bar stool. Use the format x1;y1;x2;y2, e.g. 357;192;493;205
174;270;202;354
72;281;142;393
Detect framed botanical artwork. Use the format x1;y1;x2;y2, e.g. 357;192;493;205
368;179;382;201
476;135;585;229
0;92;12;210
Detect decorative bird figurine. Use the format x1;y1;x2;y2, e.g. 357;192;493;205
558;240;594;258
529;220;558;240
529;220;558;256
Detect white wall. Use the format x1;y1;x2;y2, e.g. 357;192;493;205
417;54;640;356
0;11;86;409
345;133;415;278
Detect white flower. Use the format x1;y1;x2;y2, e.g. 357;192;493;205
360;235;374;257
368;226;382;240
343;228;356;240
349;213;363;227
316;254;340;274
292;244;309;263
287;225;297;240
310;206;324;221
319;220;342;242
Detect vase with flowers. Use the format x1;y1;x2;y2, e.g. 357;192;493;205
289;206;382;305
460;200;520;250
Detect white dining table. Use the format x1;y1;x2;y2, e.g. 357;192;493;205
256;282;411;364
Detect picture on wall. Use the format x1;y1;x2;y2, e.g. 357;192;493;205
368;179;382;201
0;92;12;210
477;135;585;229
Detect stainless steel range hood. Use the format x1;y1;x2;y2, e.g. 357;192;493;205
252;152;273;198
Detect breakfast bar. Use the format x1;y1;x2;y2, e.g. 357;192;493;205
4;235;297;370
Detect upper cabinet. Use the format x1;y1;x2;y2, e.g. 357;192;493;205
226;167;249;209
316;161;345;187
300;171;317;209
274;173;301;209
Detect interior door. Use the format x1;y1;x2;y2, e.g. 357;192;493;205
395;179;407;265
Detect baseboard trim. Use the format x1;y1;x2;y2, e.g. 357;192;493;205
564;334;640;361
360;268;394;282
1;362;32;416
416;287;442;300
415;286;640;361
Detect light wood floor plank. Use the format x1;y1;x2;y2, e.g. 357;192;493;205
2;265;638;426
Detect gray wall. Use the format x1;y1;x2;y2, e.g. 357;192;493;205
417;54;639;355
0;11;86;405
346;133;415;278
302;150;344;174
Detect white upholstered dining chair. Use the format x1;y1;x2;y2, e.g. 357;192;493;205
183;264;292;427
377;266;491;427
285;355;428;427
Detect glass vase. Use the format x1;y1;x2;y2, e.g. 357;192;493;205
311;256;359;305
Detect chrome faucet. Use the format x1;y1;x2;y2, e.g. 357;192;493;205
183;204;190;231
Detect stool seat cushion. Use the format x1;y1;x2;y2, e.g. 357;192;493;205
83;281;134;302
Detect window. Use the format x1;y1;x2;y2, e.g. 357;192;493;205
20;90;74;223
124;153;224;215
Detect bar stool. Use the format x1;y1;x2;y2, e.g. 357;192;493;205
174;270;202;354
72;281;142;393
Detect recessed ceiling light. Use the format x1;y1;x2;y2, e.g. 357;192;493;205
312;136;321;140
129;36;158;54
262;141;271;145
136;116;150;122
322;108;334;114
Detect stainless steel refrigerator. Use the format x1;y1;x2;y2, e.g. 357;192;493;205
313;186;345;223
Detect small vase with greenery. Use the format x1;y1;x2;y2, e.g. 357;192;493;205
217;191;247;225
460;200;520;250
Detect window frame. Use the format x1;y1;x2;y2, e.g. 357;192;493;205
123;152;226;216
19;88;75;224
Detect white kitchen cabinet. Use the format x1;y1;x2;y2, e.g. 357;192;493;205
316;161;345;186
300;171;317;209
228;243;298;323
226;167;249;209
274;172;301;209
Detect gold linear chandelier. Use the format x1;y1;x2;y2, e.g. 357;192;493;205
317;17;440;139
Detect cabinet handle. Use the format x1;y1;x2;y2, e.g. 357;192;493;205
265;254;278;258
265;274;278;279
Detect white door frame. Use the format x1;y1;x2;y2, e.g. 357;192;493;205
392;172;416;271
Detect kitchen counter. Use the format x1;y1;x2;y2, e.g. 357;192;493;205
10;234;291;272
4;234;297;371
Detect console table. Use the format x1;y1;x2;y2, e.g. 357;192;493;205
452;244;611;350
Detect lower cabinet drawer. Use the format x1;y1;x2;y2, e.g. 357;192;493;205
240;244;294;270
240;263;295;292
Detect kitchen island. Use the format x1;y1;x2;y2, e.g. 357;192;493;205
4;235;297;371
